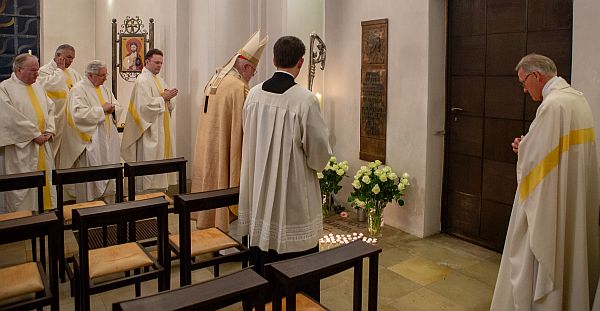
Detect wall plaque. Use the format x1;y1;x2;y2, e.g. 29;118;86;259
360;18;388;162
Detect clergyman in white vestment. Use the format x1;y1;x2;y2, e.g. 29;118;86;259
0;54;57;212
492;54;600;311
37;44;83;163
121;48;178;192
59;60;121;203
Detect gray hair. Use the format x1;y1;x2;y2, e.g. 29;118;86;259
12;53;38;72
85;60;107;76
515;53;557;76
55;44;75;55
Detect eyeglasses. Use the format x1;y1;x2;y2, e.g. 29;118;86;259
94;73;109;78
520;72;534;87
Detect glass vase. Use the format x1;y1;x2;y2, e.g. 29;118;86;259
322;193;332;217
367;207;384;237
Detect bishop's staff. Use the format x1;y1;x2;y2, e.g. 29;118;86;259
308;32;327;91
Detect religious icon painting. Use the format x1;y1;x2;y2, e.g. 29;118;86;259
120;35;146;73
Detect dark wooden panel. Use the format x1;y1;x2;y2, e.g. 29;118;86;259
486;33;526;76
485;77;525;120
482;159;517;205
447;191;481;237
450;115;483;157
528;0;573;31
451;0;486;36
487;0;526;34
527;30;572;76
483;118;522;163
480;200;512;251
447;153;482;196
450;76;484;117
452;35;486;76
524;96;539;121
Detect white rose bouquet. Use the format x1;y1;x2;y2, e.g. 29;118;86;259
318;156;349;215
347;160;410;235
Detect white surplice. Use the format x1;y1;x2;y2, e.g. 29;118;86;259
0;73;57;212
37;59;83;161
238;83;331;254
491;77;600;311
120;68;176;191
59;78;121;202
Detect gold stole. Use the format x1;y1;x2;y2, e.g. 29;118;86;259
94;87;111;138
25;85;52;210
63;69;74;89
151;75;171;158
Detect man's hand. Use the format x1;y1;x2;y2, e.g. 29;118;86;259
162;88;178;101
56;55;66;70
512;136;523;154
33;133;51;145
102;102;115;114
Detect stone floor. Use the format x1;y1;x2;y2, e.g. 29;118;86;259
0;213;501;310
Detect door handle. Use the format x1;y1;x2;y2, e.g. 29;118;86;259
451;107;464;112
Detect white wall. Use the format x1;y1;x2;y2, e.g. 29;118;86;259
573;0;600;155
41;0;95;75
324;0;446;237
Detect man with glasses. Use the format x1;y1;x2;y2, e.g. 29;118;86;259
191;31;268;232
493;53;600;310
0;53;57;212
59;60;121;203
37;44;83;165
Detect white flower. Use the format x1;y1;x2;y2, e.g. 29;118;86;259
374;169;383;176
336;169;345;176
325;163;331;170
341;160;348;166
378;174;388;182
352;180;361;189
330;156;337;162
362;175;371;184
341;163;349;171
383;166;391;173
374;160;382;166
368;162;378;169
402;172;410;179
388;172;398;180
332;164;339;171
317;172;324;179
372;184;381;194
360;165;368;171
398;183;406;191
401;178;410;186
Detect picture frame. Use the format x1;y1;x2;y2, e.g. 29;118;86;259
120;35;145;73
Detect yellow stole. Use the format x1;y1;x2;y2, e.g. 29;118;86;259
45;69;73;100
151;75;171;158
94;87;111;138
25;85;52;210
63;69;74;89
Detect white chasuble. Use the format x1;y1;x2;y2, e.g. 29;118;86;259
238;83;331;254
491;77;600;311
60;78;121;202
0;74;57;212
121;68;175;191
37;59;83;161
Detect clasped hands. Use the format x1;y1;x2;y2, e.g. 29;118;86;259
102;102;115;114
161;88;178;102
33;132;53;145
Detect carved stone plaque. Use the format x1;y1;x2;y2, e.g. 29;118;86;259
360;19;388;162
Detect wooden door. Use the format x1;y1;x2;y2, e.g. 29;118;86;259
443;0;573;252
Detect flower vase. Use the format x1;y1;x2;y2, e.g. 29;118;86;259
367;208;384;237
322;193;332;217
357;208;367;222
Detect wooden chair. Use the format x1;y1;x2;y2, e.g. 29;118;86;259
113;268;268;311
173;187;250;287
71;197;170;311
52;163;124;281
123;157;187;205
0;213;60;310
0;171;47;269
266;240;382;311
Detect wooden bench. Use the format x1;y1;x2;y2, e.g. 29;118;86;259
266;240;382;311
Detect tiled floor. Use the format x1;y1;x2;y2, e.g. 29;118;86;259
0;213;500;310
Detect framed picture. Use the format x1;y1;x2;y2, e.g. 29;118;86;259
120;35;145;72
